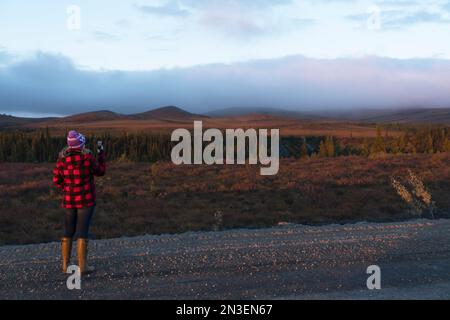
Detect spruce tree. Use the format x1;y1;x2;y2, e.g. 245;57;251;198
372;126;386;154
300;137;309;159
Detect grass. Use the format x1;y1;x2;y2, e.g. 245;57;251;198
32;117;394;138
1;153;450;245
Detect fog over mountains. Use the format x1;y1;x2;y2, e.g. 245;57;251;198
1;51;450;117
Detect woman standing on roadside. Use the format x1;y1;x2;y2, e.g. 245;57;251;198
53;130;106;275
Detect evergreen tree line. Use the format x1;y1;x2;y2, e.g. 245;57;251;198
0;130;173;162
0;126;449;162
311;126;450;158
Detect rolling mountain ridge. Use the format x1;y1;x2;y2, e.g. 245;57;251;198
0;106;207;128
2;106;450;129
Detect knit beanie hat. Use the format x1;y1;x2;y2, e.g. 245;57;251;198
67;130;86;149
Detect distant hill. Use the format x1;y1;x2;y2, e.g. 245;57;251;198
0;106;209;129
0;114;55;128
3;107;450;130
206;107;323;120
313;108;450;124
53;106;207;123
358;108;450;124
131;106;208;120
53;110;127;123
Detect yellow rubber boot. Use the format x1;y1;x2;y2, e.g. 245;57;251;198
61;237;72;273
77;238;88;275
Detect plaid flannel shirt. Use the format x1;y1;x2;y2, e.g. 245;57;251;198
53;147;106;209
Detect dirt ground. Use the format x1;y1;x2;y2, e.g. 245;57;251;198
0;219;449;299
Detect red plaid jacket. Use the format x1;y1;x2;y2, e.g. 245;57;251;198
53;147;106;209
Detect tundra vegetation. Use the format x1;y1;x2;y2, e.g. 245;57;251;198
0;124;449;245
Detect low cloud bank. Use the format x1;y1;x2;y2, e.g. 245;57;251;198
1;51;450;116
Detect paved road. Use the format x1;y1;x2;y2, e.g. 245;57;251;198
0;219;449;299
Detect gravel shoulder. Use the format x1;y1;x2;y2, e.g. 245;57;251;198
1;219;449;300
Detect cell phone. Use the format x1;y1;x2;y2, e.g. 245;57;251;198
97;140;104;152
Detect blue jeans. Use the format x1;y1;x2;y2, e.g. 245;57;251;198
63;206;95;239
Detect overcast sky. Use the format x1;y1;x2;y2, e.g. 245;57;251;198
1;0;450;116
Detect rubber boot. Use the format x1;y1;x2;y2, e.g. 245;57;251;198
77;238;88;275
61;237;72;273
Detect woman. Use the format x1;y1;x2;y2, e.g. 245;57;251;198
53;130;106;275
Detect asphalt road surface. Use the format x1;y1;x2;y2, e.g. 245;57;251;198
1;219;449;299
